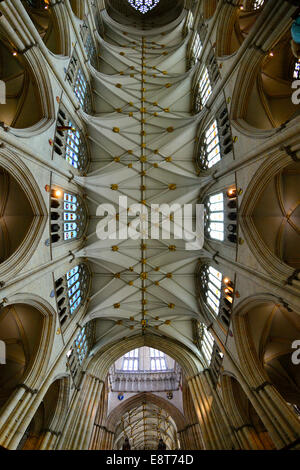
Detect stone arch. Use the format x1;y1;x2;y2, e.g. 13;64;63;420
70;0;86;20
108;392;184;450
107;391;186;431
0;296;55;412
216;1;266;57
21;0;70;56
232;295;300;447
220;374;276;449
239;153;300;283
87;334;202;380
17;375;70;450
0;30;55;133
0;148;47;282
231;28;298;132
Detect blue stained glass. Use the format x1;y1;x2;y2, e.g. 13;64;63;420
67;266;79;279
64;222;77;232
64;231;77;240
64;193;77;203
67;272;80;288
64;212;77;221
70;297;81;314
66;156;78;168
128;0;160;13
68;281;80;297
64;202;77;212
70;289;80;306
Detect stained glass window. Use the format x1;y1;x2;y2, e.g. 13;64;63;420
51;189;86;244
127;0;160;14
64;192;78;241
66;266;82;314
202;326;214;364
54;107;88;171
150;348;167;371
66;52;91;112
74;69;88;107
192;33;202;62
199;67;212;108
202;265;223;315
65;123;80;169
199;121;221;169
75;326;88;364
122;349;139;371
293;59;300;80
205;192;224;241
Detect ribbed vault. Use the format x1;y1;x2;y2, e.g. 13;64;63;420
77;5;207;373
112;398;179;450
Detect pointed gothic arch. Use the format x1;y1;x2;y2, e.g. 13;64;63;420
220;374;275;449
87;334;203;380
215;1;267;57
21;0;70;56
232;295;300;447
0;296;55;415
0;149;47;282
0;31;55;133
239;152;300;283
231;28;298;132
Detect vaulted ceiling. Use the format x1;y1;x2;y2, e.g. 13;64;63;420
76;7;206;366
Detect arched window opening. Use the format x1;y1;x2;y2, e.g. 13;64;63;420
196;322;214;365
197;103;232;166
194;66;211;112
122;349;139;371
111;348;179;393
198;264;235;324
191;34;202;65
204;188;238;243
205;192;224;241
80;19;97;66
193;49;220;113
67;323;94;386
54;106;89;171
55;263;89;327
65;51;91;113
22;0;62;55
150;348;167;371
50;188;87;244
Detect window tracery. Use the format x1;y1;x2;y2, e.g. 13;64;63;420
127;0;160;14
66;51;91;112
204;189;238;243
50;189;87;244
54;107;89;171
122;349;139;371
55;263;90;326
197;104;232;168
150;348;167;371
